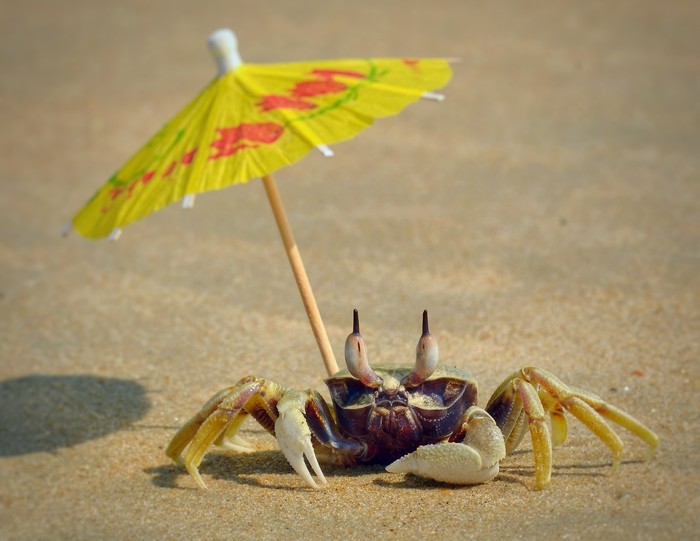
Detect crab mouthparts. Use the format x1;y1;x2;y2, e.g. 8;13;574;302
366;402;420;457
377;407;410;434
375;396;409;409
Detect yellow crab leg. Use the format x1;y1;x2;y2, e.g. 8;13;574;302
214;411;254;452
514;379;552;490
523;368;625;470
568;397;625;470
182;380;263;490
538;388;568;447
568;385;659;459
166;385;240;463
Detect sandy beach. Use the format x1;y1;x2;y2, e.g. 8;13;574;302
1;1;698;539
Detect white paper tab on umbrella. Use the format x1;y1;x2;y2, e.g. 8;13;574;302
316;144;334;157
182;194;196;209
108;228;123;242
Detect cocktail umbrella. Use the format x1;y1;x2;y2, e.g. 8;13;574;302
67;29;452;376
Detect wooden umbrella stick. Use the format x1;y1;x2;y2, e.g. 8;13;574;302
261;174;339;376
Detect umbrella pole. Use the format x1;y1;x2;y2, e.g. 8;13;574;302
261;174;339;376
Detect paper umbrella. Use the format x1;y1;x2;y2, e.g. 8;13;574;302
67;29;452;376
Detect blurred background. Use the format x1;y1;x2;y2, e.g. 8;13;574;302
1;1;697;539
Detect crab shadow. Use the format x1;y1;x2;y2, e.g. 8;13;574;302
147;450;291;490
0;374;150;456
146;448;646;491
148;449;389;491
372;475;484;491
496;449;646;485
150;455;508;491
376;448;648;490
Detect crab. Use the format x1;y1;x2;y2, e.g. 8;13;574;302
166;310;658;490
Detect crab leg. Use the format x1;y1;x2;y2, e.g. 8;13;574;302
386;406;506;485
519;369;623;463
565;384;658;459
522;367;659;463
304;389;367;465
517;379;553;488
165;383;249;463
486;377;526;454
538;388;568;447
487;367;658;488
214;411;254;452
486;377;553;488
182;380;264;489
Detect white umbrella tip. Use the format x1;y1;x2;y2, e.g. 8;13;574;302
316;144;334;157
422;91;445;102
108;228;123;242
208;29;242;75
208;28;237;48
182;194;196;209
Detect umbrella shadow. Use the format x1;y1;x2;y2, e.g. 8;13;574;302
0;374;150;456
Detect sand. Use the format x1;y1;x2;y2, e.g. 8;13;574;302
1;1;698;539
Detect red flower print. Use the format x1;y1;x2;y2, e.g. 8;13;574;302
210;122;284;159
258;95;317;112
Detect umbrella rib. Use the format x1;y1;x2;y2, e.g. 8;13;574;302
352;79;434;103
247;62;450;99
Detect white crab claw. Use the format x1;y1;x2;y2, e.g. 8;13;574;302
386;407;505;485
386;442;499;484
275;391;328;488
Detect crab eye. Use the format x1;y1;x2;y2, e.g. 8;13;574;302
344;309;383;388
402;310;438;388
408;377;475;440
326;378;374;409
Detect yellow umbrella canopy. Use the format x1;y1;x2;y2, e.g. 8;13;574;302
68;29;452;375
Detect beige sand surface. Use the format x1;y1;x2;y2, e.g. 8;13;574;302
1;1;698;539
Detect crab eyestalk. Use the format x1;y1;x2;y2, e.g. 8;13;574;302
345;310;383;388
402;310;439;388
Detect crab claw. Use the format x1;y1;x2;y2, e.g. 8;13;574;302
275;391;328;488
386;407;505;485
